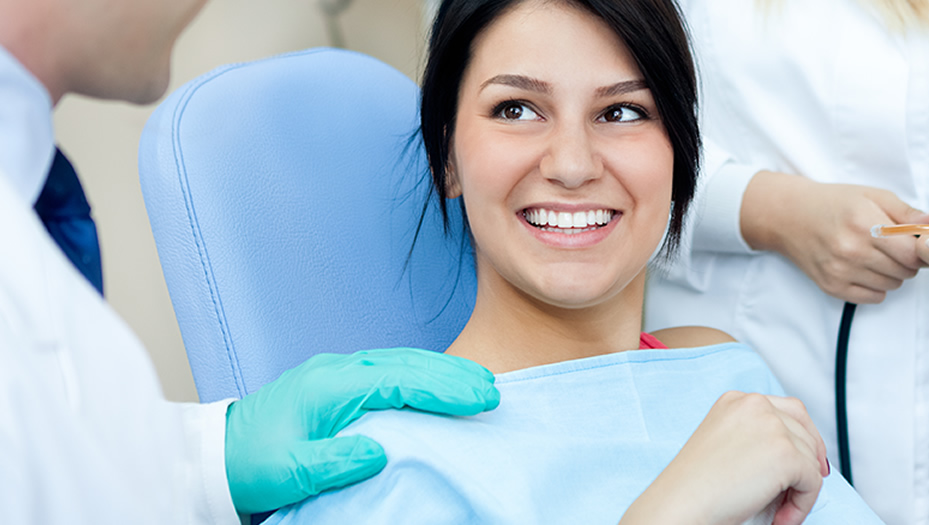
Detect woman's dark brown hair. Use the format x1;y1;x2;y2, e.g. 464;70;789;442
420;0;699;259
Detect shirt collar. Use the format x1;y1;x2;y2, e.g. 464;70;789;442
0;44;55;204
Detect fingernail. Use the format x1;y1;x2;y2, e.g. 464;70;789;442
826;459;831;476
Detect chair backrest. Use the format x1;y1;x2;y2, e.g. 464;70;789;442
139;48;476;403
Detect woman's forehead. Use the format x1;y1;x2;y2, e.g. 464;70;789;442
463;0;640;90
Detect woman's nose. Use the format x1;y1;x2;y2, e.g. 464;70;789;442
538;123;603;189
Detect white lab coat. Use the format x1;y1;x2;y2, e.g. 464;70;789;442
0;45;239;524
645;1;929;524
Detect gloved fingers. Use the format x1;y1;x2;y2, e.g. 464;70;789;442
317;370;500;440
346;348;500;415
232;435;387;514
357;374;501;417
300;348;495;396
291;435;387;498
353;347;494;383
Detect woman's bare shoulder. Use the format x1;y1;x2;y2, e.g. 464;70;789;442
649;326;737;349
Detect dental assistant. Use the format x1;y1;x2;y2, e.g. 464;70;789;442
644;1;929;523
0;0;499;522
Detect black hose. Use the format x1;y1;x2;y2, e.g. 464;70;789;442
835;301;857;485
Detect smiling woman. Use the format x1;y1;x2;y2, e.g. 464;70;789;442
262;1;881;523
440;0;675;366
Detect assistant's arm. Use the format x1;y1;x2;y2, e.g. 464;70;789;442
679;136;929;304
739;170;928;304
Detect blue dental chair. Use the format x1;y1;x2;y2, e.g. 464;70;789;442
138;48;476;405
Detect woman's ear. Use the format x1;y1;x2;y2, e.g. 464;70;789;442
445;147;462;198
445;167;462;199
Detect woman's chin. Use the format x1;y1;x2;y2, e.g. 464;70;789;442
521;270;644;312
526;286;618;311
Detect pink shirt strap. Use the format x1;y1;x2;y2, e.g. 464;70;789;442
639;332;668;349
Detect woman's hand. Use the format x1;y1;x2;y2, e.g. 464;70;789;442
620;391;829;525
740;170;929;304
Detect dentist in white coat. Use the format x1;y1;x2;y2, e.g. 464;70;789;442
0;0;500;522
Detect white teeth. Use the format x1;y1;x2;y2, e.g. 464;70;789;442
524;207;615;229
573;212;586;228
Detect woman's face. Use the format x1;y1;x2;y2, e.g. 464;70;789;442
448;0;674;310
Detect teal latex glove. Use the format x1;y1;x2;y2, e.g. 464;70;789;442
224;347;499;514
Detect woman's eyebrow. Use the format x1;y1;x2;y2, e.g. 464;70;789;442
479;75;648;98
596;79;648;97
480;74;551;94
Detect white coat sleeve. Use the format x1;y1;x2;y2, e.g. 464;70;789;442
686;137;760;255
179;400;242;525
673;0;762;257
0;320;240;525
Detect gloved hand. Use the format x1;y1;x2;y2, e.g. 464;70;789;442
224;347;499;514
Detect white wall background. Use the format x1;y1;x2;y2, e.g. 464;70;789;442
53;0;430;402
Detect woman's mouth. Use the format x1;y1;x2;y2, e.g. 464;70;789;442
522;207;617;234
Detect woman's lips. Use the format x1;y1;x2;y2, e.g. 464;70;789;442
519;206;621;247
523;206;616;230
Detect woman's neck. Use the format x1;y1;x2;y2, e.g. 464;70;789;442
445;272;647;374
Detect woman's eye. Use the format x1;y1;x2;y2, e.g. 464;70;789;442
496;102;539;121
600;105;645;123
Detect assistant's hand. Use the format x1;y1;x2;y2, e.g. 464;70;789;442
917;234;929;267
741;171;929;304
620;392;828;525
224;347;500;514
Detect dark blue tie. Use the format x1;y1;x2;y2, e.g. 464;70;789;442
33;148;104;295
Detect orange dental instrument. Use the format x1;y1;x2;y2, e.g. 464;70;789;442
870;224;929;238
